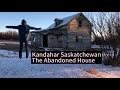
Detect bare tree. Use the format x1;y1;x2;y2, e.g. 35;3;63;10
90;12;120;66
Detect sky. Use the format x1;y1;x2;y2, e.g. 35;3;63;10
0;12;96;32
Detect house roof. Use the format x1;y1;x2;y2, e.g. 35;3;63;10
31;13;92;33
30;29;47;33
47;13;81;30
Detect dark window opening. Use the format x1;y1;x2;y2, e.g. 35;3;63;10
43;35;48;47
76;36;78;42
79;21;82;27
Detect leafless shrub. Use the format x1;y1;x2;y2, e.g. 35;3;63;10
89;12;120;66
0;30;19;41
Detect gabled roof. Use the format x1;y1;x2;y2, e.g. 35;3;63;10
47;13;82;30
31;13;92;33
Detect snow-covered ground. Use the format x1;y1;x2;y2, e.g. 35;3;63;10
91;45;100;48
0;50;120;78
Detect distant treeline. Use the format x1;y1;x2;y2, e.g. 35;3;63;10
0;30;19;41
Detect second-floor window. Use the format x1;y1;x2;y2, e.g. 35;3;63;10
79;21;82;27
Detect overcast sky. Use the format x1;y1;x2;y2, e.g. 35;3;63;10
0;12;97;32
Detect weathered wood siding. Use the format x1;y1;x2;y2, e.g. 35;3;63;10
47;26;67;48
31;14;92;50
48;34;63;48
31;32;42;48
67;17;91;49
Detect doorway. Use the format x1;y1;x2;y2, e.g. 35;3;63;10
43;35;48;47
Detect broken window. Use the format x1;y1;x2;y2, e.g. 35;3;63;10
78;36;83;43
56;35;62;41
33;37;36;43
76;36;83;43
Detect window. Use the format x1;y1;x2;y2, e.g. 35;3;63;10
79;21;82;27
78;36;83;43
33;37;36;43
76;36;83;43
56;35;62;41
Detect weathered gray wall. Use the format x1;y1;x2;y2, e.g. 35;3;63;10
31;14;92;50
31;32;42;48
67;17;91;49
47;28;66;48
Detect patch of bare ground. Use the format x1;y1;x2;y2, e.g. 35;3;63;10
82;67;120;78
0;43;28;51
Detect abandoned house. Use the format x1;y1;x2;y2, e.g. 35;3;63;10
31;13;93;50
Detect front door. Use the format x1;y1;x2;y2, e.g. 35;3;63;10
43;35;48;47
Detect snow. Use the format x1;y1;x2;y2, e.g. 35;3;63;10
30;29;47;33
47;13;80;30
0;49;120;78
91;45;100;48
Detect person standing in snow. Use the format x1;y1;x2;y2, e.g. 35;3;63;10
6;19;41;59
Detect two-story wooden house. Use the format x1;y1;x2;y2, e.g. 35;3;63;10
31;13;93;50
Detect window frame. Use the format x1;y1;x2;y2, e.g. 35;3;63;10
33;37;36;43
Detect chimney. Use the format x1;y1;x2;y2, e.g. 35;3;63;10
54;18;63;27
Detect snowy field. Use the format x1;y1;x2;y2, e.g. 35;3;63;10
0;50;120;78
